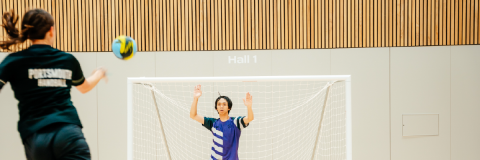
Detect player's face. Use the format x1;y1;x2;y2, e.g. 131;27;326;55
216;98;230;115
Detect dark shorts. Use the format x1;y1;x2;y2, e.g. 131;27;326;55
23;123;91;160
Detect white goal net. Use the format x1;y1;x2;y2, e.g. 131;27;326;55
127;76;351;160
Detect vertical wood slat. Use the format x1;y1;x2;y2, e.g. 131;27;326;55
1;0;480;52
189;0;193;50
462;0;466;44
311;0;314;47
469;0;473;44
435;0;439;45
283;0;286;49
93;0;97;51
408;0;411;46
380;0;383;47
298;0;302;49
364;0;371;47
229;0;233;50
459;0;463;44
149;0;153;51
389;0;392;46
255;0;258;50
476;0;479;44
256;0;259;49
440;0;444;45
373;0;376;46
447;0;451;45
181;0;185;51
221;0;225;50
456;0;459;45
0;1;4;46
335;0;337;48
157;0;162;51
359;0;363;47
347;0;351;47
78;0;82;51
469;0;472;44
415;0;419;46
70;0;74;51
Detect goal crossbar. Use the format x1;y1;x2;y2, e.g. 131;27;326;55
127;75;351;83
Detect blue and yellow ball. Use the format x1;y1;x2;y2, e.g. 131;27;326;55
112;35;137;60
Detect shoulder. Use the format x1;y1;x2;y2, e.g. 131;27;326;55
52;51;79;62
0;52;23;66
203;117;218;126
232;116;246;120
230;116;244;121
205;117;218;123
231;116;244;126
4;49;27;58
232;116;249;130
202;117;218;131
54;50;74;58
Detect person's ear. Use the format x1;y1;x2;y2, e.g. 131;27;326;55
49;26;55;37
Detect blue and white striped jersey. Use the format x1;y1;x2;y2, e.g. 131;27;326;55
203;116;249;160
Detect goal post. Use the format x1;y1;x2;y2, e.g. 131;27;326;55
127;75;352;160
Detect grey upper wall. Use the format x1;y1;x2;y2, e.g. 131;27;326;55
1;45;479;160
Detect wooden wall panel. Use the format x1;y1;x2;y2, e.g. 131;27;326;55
0;0;479;52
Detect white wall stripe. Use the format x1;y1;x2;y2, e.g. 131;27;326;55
213;136;223;145
212;127;223;137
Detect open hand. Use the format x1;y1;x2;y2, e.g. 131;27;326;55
243;92;252;107
194;85;202;98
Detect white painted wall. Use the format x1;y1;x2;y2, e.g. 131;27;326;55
331;48;390;160
0;45;479;160
390;46;451;160
450;46;480;160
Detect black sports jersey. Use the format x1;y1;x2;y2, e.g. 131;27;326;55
0;45;85;140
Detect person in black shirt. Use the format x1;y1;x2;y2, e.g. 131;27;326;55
0;9;107;160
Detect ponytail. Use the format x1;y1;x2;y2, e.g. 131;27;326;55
0;9;54;51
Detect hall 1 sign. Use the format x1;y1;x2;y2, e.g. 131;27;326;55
228;55;257;64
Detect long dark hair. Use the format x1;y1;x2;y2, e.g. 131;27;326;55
0;9;54;51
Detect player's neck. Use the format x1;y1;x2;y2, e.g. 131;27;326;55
218;113;230;122
31;39;52;46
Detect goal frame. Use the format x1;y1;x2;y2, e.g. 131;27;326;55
127;75;352;160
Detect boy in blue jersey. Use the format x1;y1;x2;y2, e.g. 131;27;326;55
190;85;254;160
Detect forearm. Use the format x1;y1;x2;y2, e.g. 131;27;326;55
88;71;104;85
190;97;199;118
190;97;204;124
76;71;104;94
246;105;254;122
85;72;103;90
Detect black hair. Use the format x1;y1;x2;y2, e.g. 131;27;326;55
215;96;233;114
1;9;55;51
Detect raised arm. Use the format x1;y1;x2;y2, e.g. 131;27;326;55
190;84;205;124
76;67;107;94
242;92;254;125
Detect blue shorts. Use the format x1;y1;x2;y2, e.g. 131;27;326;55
23;123;91;160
